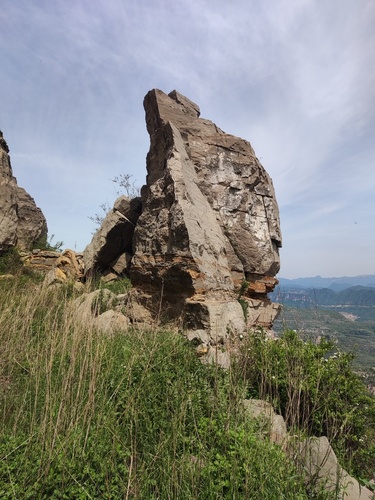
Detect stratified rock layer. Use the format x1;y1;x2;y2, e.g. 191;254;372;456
0;131;47;252
131;90;282;330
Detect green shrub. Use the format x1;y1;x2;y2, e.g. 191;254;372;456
238;329;375;479
0;247;23;274
32;234;64;252
101;277;131;294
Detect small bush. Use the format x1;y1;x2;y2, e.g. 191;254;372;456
101;277;131;294
32;234;64;252
0;247;23;274
238;329;375;479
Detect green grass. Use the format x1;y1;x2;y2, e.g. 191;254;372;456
0;277;315;499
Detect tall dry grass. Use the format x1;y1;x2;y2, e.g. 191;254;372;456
0;275;329;498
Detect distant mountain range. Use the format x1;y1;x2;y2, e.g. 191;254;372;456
271;275;375;307
277;275;375;291
271;285;375;307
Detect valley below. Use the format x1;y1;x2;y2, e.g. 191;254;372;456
271;281;375;386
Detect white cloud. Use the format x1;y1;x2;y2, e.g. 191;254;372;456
1;0;374;275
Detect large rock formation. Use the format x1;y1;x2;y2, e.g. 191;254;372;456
0;131;47;252
130;90;282;334
83;89;282;345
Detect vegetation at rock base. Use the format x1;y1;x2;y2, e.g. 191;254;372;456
32;233;64;252
0;277;308;499
238;329;375;481
273;305;375;384
0;247;23;274
0;247;44;283
0;273;374;498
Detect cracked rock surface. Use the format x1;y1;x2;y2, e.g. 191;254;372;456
130;89;282;330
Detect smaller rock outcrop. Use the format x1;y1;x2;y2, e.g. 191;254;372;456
83;195;142;277
299;437;373;500
23;249;84;285
24;248;83;274
0;131;47;252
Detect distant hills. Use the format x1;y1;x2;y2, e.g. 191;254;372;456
277;275;375;291
271;275;375;308
271;285;375;307
272;275;375;382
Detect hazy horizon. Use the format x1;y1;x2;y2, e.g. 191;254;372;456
277;273;375;280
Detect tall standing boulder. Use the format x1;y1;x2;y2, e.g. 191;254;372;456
131;90;282;333
0;131;47;252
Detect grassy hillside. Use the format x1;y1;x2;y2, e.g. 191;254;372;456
0;275;315;499
0;264;374;497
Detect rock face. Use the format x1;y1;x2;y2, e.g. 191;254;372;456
130;89;282;332
299;437;373;500
23;248;84;283
83;195;142;277
0;131;47;252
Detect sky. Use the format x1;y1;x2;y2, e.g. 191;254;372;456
1;0;374;279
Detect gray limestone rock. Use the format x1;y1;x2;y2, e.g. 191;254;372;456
83;195;142;276
299;437;373;500
0;131;47;252
243;398;288;445
131;89;282;333
83;90;282;349
95;310;129;335
243;401;373;499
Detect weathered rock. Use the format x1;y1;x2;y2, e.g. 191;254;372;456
243;399;373;499
0;131;47;252
124;290;155;326
95;310;129;335
44;267;67;286
131;89;282;336
110;252;132;275
243;399;288;445
58;249;83;279
244;297;281;327
299;437;373;499
183;300;246;344
203;348;232;370
73;289;117;323
100;271;118;283
24;249;84;281
83;195;142;277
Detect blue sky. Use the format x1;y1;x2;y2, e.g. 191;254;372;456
1;0;374;278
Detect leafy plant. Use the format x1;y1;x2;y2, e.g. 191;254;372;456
238;329;375;479
0;247;23;274
101;277;131;295
32;234;64;252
